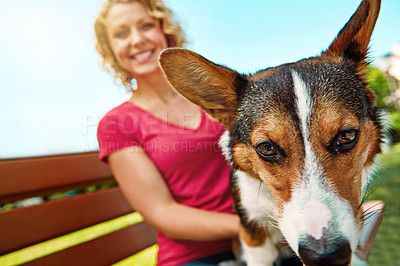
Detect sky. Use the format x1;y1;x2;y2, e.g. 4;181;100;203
0;0;399;159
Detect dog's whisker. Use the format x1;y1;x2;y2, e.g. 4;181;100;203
362;202;384;214
360;204;383;225
361;211;379;225
264;219;280;230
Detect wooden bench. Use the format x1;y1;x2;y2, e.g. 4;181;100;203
0;152;157;265
0;152;384;265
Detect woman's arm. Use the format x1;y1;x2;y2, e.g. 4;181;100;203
108;146;239;241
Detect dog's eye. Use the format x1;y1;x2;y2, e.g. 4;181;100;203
256;142;276;156
338;130;357;145
330;128;359;154
254;141;284;163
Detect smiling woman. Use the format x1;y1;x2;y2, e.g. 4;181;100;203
105;2;169;82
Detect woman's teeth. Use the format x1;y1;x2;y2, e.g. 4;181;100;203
134;51;152;60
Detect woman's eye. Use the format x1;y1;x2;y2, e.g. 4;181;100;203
114;30;128;38
329;128;359;154
254;141;284;163
141;22;155;30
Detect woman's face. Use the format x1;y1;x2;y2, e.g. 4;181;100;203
106;2;168;78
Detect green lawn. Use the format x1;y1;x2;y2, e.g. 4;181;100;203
0;143;399;266
367;142;400;266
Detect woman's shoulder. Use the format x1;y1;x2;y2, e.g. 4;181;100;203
97;102;145;162
99;101;146;124
97;101;145;136
101;101;135;118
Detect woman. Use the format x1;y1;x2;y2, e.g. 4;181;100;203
94;0;239;265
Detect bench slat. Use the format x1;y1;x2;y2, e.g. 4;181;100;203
0;152;113;204
0;187;133;255
22;222;157;266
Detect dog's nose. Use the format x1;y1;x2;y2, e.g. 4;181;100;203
298;235;351;266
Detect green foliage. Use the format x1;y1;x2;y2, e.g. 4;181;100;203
390;112;400;131
367;66;400;139
366;66;396;112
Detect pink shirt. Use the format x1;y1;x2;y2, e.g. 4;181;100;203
97;102;234;265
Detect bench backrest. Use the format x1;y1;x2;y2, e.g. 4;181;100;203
0;152;157;265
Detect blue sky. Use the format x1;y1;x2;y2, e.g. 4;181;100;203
0;0;399;158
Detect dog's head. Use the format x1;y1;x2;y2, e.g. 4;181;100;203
160;0;383;264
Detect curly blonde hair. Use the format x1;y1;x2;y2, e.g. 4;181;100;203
95;0;186;90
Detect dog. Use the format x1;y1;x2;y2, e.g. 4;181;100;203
159;0;385;265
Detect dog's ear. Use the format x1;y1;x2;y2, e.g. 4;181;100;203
323;0;381;67
159;48;246;128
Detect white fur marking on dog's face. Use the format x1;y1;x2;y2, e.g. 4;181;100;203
219;130;233;164
302;200;331;240
278;71;359;255
292;71;319;181
235;170;277;224
280;182;359;255
292;71;312;141
241;229;279;266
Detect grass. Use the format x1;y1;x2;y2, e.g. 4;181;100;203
0;143;399;266
367;142;400;266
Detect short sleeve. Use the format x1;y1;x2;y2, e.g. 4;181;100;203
97;106;142;163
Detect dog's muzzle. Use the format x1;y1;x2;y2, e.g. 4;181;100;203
298;234;351;266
